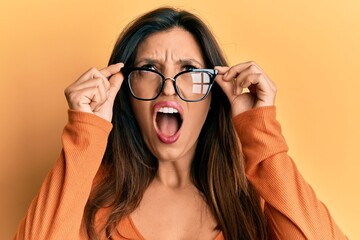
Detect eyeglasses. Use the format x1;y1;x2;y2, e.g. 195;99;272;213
121;67;217;102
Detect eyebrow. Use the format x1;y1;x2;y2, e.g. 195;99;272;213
134;58;204;68
134;58;157;66
179;58;204;67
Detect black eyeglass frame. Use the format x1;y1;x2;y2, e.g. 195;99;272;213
121;67;218;102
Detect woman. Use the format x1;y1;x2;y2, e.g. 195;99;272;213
15;7;346;240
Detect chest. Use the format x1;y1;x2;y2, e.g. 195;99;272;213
129;185;220;240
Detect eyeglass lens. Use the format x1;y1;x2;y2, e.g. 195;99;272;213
128;70;211;101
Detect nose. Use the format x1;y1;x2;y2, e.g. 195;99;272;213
161;77;176;96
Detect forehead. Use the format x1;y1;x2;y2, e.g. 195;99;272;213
135;27;204;64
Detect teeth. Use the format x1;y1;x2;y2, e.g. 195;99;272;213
158;107;179;114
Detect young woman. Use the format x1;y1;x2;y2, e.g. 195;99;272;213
15;7;347;240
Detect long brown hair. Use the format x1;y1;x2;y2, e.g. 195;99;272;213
84;7;268;240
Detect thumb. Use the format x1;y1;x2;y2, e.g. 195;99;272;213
107;69;124;103
214;66;234;100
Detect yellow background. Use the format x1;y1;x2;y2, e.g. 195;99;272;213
1;0;359;239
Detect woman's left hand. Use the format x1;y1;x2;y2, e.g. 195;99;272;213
215;61;277;116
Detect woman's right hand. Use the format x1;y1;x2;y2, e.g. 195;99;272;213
64;63;124;122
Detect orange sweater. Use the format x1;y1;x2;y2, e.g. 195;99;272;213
14;106;347;239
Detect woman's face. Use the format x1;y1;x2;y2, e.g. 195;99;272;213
130;27;211;163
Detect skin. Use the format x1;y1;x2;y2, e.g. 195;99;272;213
214;63;276;116
130;27;211;187
64;27;277;240
129;28;217;239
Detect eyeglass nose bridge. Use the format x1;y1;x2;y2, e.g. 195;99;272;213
161;77;177;95
164;77;176;82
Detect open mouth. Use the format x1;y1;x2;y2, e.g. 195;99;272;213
153;102;183;144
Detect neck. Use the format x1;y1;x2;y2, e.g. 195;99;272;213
155;161;192;188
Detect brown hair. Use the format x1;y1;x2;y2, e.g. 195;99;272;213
84;7;268;240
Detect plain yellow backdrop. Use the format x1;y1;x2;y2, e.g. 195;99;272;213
1;0;359;239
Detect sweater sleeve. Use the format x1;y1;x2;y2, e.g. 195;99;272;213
14;110;112;240
232;106;347;240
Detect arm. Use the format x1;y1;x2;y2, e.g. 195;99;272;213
14;110;112;240
215;61;346;239
233;106;347;239
14;63;124;240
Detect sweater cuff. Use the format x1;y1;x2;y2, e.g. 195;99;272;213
67;110;113;134
232;106;277;129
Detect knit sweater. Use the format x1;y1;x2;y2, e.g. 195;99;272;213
14;106;347;239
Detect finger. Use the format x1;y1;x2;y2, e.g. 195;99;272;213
94;80;108;110
234;64;262;87
215;74;243;100
221;61;261;81
99;62;124;78
239;73;276;106
236;68;276;94
70;77;108;92
239;73;263;89
229;63;276;95
236;72;271;96
75;63;123;87
83;85;106;111
74;67;107;86
214;66;230;76
214;66;235;98
88;78;108;106
66;86;103;111
107;71;125;103
92;72;110;89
